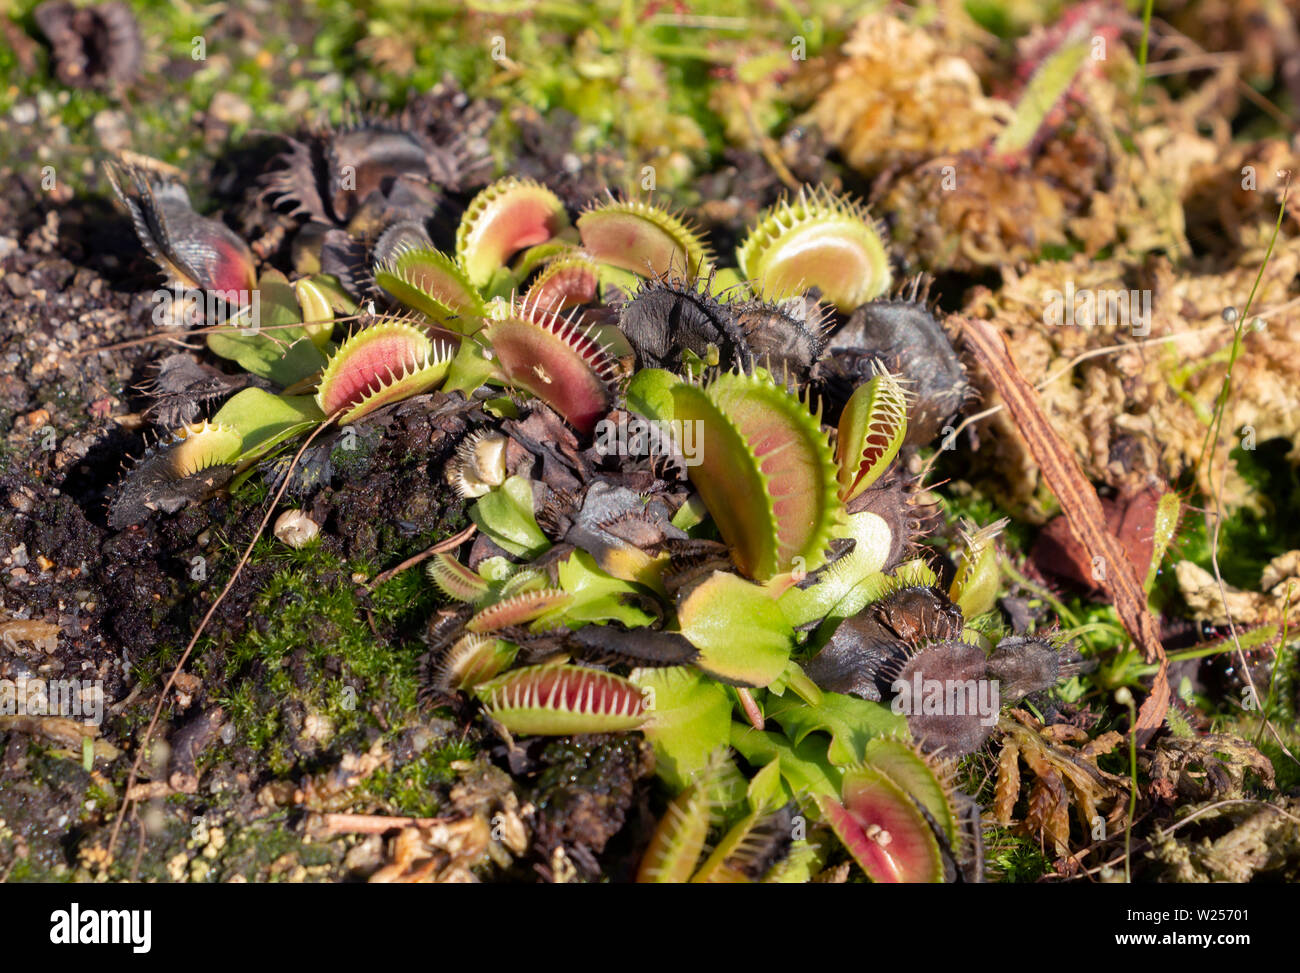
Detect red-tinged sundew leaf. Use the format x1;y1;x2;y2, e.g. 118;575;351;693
456;177;569;288
315;319;452;422
483;305;621;435
822;766;944;883
477;664;647;735
465;588;573;633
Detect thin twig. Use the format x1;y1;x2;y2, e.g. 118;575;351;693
319;813;448;835
75;315;365;358
107;411;343;862
365;524;478;590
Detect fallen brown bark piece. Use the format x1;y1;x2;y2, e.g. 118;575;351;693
961;317;1170;743
168;705;226;794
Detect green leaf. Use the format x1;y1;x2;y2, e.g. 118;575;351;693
624;367;679;423
993;40;1090;155
729;723;840;803
677;571;794;687
745;759;786;813
765;692;906;767
206;270;328;386
542;550;656;628
630;666;733;793
211;388;325;463
443;337;501;395
778;510;894;627
469;475;551;558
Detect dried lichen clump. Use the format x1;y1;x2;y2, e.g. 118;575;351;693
880;151;1071;273
802;14;1010;178
800;8;1250;273
962;248;1300;516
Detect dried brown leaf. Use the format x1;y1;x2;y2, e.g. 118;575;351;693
961;317;1169;741
995;740;1021;826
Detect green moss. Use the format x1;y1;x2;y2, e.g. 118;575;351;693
1172;440;1300;591
204;545;440;777
360;736;477;818
985;826;1053;882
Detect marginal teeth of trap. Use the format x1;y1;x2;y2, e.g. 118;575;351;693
483;302;622;435
737;185;892;311
163;420;244;477
455;177;569;289
315;318;453;423
576;195;713;279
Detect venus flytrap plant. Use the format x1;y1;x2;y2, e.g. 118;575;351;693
455;177;571;290
314;319;455;423
476;665;648;735
433;634;519;691
105;124;1082;883
949;517;1009;619
737;186;892;311
629;366;843;582
480;299;629;435
836;368;910;502
576;195;714;279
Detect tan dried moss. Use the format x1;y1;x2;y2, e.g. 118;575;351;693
802;13;1011;179
963;244;1300;519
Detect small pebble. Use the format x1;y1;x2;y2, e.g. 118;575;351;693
273;509;319;548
